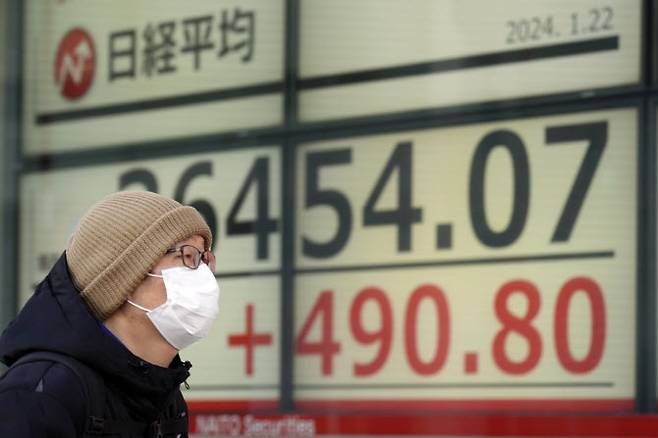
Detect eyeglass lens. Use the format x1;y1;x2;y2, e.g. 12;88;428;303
179;245;215;270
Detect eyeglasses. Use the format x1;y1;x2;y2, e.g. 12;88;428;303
165;245;216;270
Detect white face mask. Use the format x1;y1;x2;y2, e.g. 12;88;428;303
127;264;220;350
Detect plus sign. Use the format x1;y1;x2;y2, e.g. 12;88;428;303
228;304;273;376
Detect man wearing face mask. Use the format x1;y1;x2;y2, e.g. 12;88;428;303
0;191;220;437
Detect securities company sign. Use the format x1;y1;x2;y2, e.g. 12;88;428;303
54;28;96;100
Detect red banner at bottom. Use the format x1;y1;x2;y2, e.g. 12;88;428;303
187;399;658;437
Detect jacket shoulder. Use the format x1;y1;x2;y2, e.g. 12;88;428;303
0;387;80;436
0;359;88;433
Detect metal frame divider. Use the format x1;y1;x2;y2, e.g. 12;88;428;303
635;0;656;413
280;0;300;412
638;96;657;413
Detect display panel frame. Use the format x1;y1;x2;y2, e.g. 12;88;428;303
9;0;658;432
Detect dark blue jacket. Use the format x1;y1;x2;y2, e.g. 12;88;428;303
0;253;191;436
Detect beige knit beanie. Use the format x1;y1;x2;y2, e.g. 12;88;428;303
67;191;213;321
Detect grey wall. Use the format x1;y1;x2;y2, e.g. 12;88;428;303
1;0;19;340
0;0;8;332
